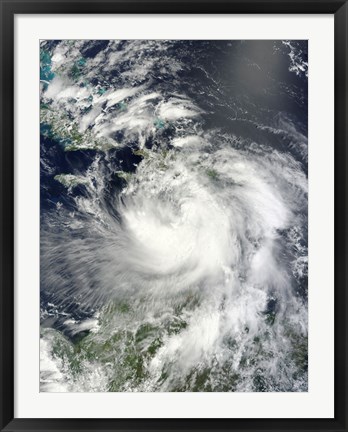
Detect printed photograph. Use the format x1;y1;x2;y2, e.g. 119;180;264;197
40;39;308;392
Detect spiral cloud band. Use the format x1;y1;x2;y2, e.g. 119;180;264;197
40;40;308;392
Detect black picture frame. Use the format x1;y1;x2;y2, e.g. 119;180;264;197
1;1;347;431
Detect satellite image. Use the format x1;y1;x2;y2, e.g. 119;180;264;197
40;39;308;392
